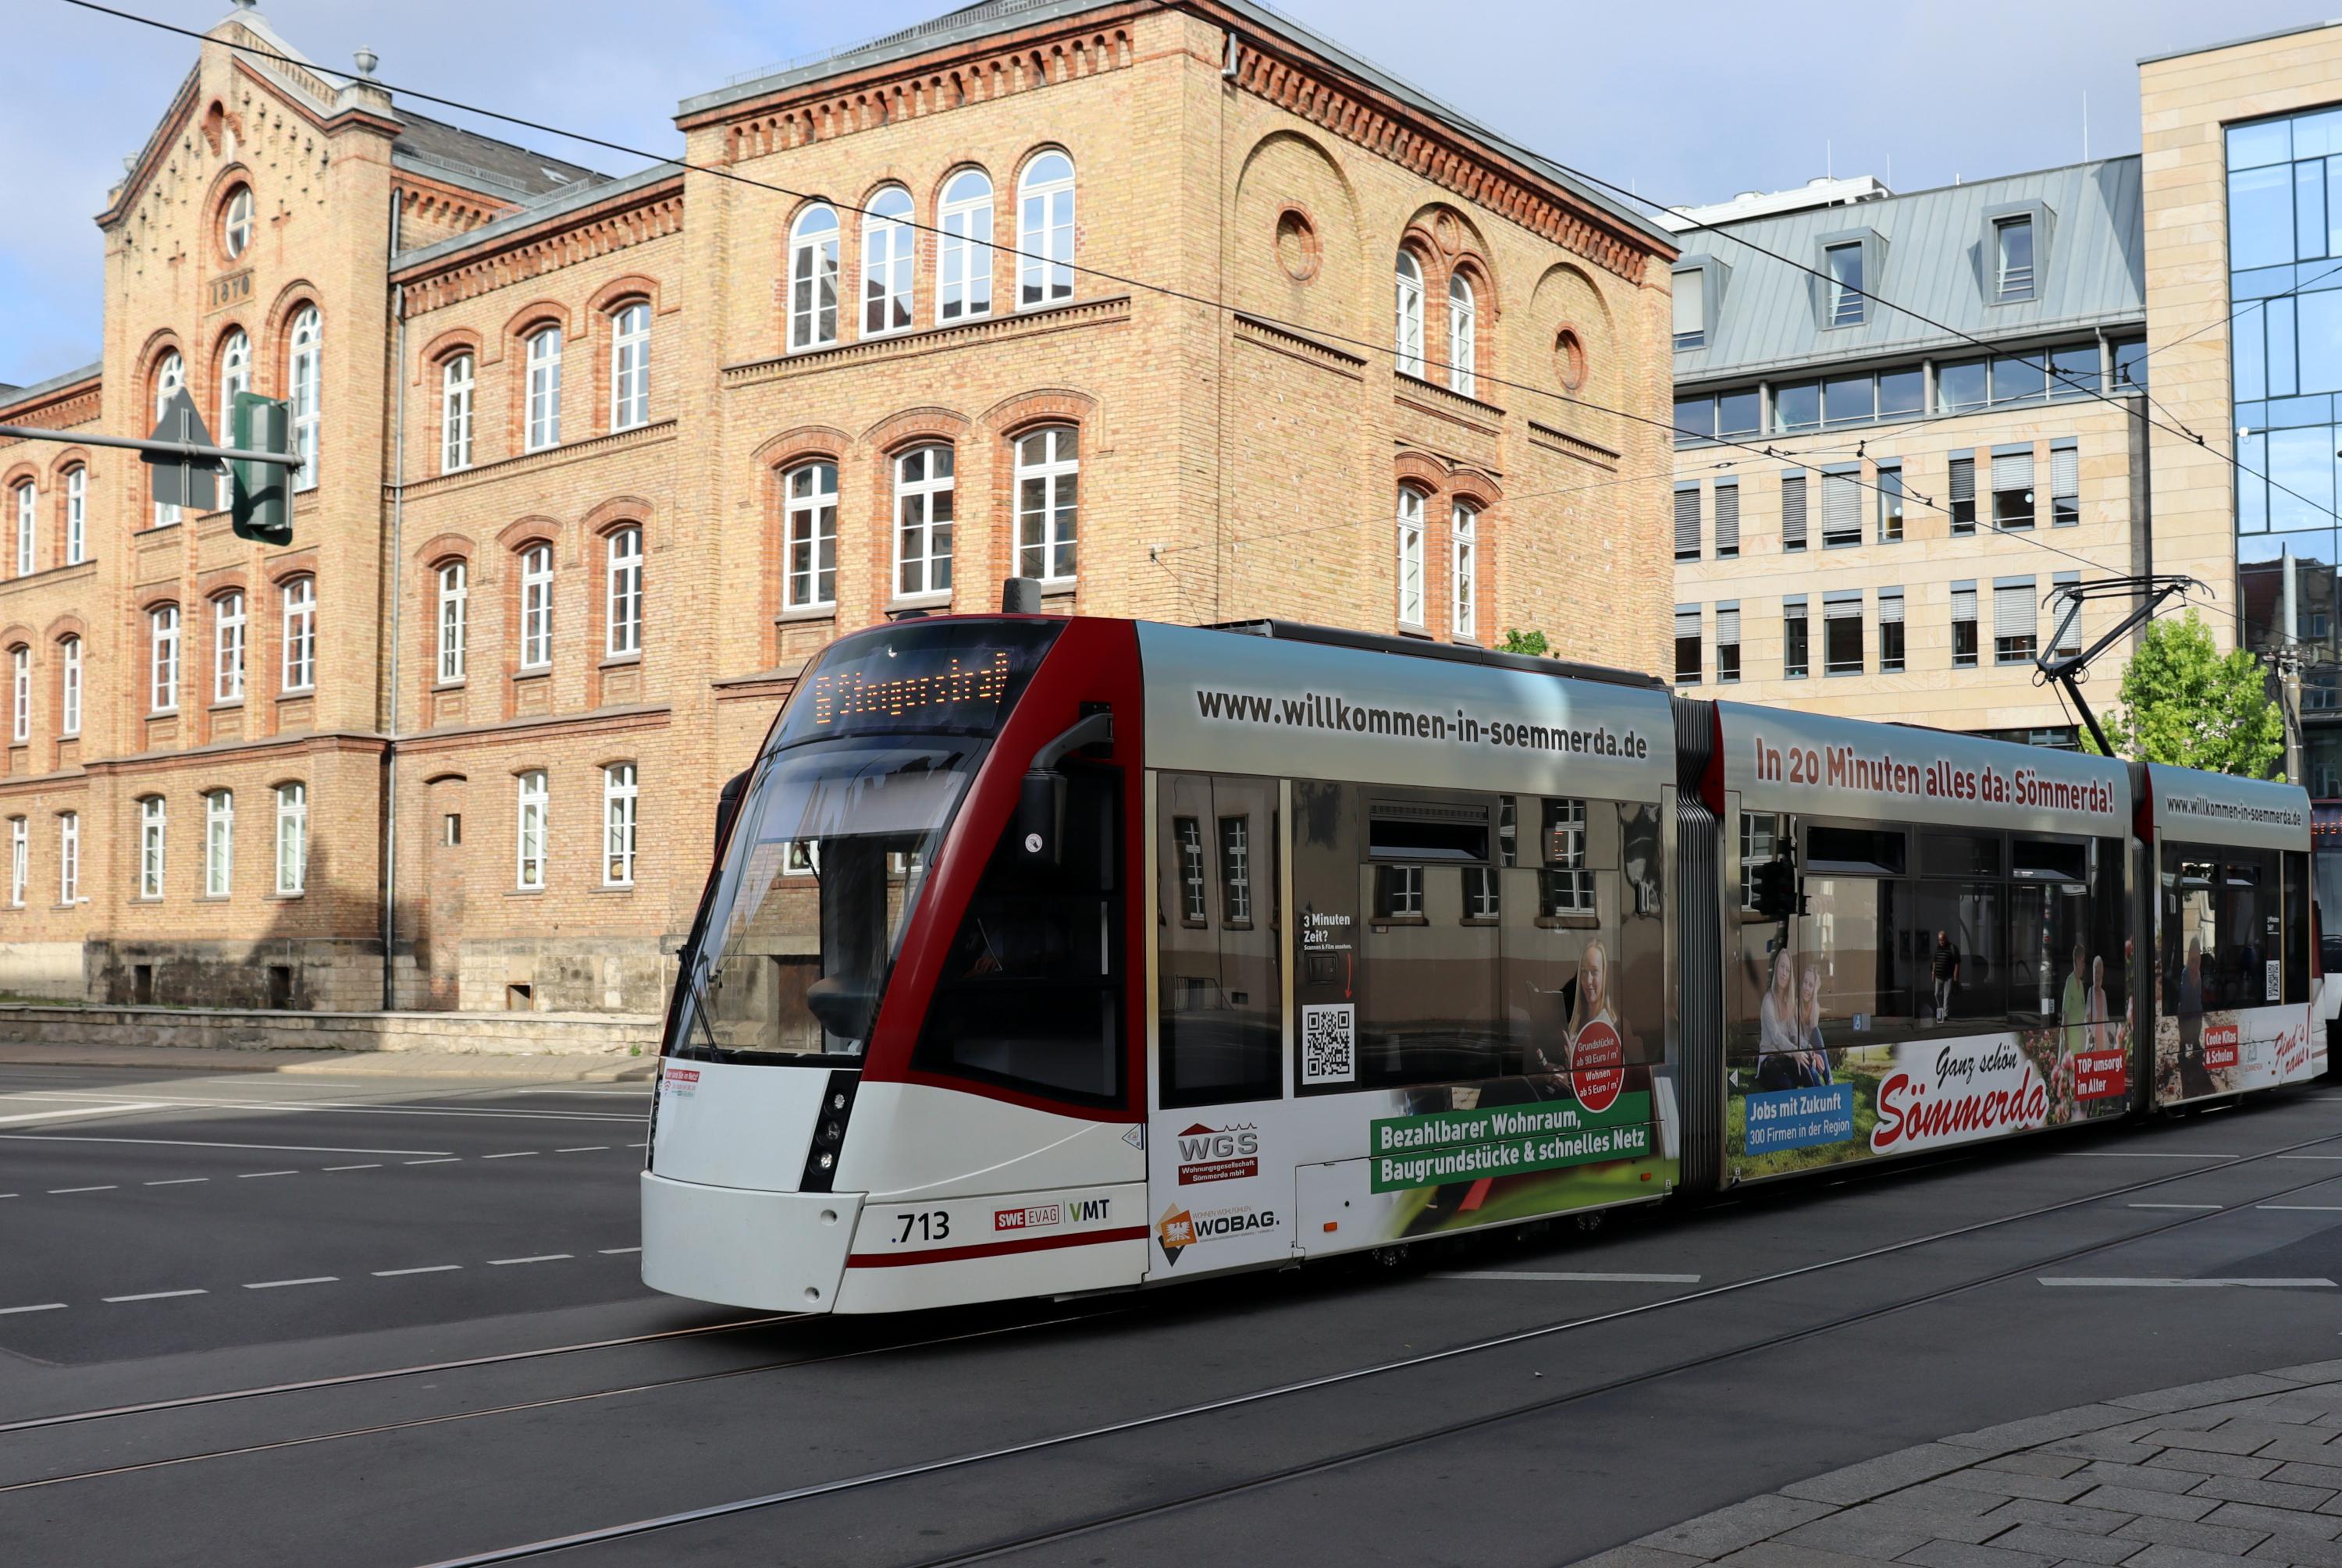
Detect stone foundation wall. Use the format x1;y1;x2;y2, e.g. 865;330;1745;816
85;937;386;1012
450;938;674;1015
0;942;91;1002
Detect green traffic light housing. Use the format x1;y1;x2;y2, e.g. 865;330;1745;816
230;391;293;546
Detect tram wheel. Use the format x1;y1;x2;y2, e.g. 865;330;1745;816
1372;1243;1411;1269
1574;1211;1606;1233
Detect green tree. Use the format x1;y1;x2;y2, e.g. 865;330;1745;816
2088;610;2286;778
1497;628;1550;656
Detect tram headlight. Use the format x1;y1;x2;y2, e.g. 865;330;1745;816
820;1119;845;1145
817;1151;835;1170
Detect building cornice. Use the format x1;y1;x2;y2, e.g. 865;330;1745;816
394;179;685;312
0;374;102;432
721;293;1130;386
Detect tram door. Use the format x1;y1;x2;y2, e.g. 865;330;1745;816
1148;773;1292;1276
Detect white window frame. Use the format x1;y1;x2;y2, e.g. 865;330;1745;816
222;185;253;258
1016;152;1076;310
784;462;839;610
214;591;245;703
9;646;27;745
150;605;180;713
65;466;84;565
938;169;994;323
605;526;642;657
275;782;307;895
1396;487;1426;628
1826;241;1865;326
1447;272;1476;396
525;326;562;452
861;187;915;336
59;637;80;737
609;304;650;431
1451;501;1477;639
214;329;251;511
519;544;553;670
287;307;320;493
204;789;233;898
13;482;33;578
515;770;548;890
280;577;315;693
894;445;956;599
1013;426;1078;584
789;205;841;350
437;561;468;683
152;352;185;527
1394;251;1425;377
602;763;637;887
140;796;166;900
9;817;25;908
58;812;77;905
440;353;475;472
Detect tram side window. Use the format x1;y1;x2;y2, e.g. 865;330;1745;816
914;767;1122;1104
1158;774;1281;1108
2162;841;2292;1012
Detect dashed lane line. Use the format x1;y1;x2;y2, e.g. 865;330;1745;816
2127;1202;2223;1210
488;1254;573;1266
2;1247;634;1314
143;1179;208;1186
599;1247;640;1255
2259;1204;2342;1211
404;1157;461;1165
237;1171;300;1179
102;1290;207;1303
373;1266;462;1277
2041;1275;2338;1287
556;1147;608;1154
0;1102;169;1125
0;1135;452;1156
0;1303;66;1316
322;1164;380;1172
0;1091;642;1124
242;1278;339;1290
480;1152;537;1160
48;1186;116;1194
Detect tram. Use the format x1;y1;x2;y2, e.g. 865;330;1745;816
641;608;2335;1314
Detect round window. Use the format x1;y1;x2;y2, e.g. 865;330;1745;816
222;187;254;261
1555;328;1588;393
1273;208;1319;283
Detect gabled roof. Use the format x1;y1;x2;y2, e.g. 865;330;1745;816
393;112;608;202
683;0;1675;251
392;160;679;272
0;361;104;419
1672;156;2146;386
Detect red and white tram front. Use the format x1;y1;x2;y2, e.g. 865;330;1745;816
642;615;1148;1314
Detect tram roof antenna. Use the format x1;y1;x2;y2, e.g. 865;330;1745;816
2033;572;2203;757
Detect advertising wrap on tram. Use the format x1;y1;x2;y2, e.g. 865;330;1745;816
1134;623;1681;1275
1715;705;2137;1183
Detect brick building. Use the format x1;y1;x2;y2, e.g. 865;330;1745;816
0;0;1676;1013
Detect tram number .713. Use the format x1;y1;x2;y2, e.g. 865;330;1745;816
895;1210;951;1244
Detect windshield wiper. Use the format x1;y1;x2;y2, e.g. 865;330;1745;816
677;950;725;1058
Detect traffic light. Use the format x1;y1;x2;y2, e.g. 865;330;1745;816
1750;852;1803;919
230;391;293;545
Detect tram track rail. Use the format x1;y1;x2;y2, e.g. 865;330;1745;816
404;1110;2342;1568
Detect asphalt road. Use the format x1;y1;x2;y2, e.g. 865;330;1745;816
3;1062;2340;1567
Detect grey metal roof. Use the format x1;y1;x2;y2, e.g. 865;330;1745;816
0;361;102;416
1673;156;2145;387
393;161;682;271
393;112;608;201
681;0;1675;251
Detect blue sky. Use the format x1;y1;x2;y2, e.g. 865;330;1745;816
2;0;2330;386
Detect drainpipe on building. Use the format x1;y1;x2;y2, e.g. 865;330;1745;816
383;190;406;1012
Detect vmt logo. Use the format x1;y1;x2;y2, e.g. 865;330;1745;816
1067;1196;1112;1222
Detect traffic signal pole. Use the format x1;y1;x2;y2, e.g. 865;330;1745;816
0;423;301;469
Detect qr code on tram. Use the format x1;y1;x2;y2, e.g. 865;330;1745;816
1300;1004;1355;1086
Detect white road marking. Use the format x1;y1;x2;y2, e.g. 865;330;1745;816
0;1091;639;1124
598;1246;640;1255
480;1151;537;1160
1429;1271;1703;1284
0;1101;168;1126
103;1289;207;1303
556;1147;608;1154
488;1254;571;1266
373;1265;462;1277
2041;1276;2337;1288
144;1178;208;1186
2128;1203;2223;1210
0;1136;450;1155
322;1164;380;1172
237;1170;300;1179
48;1186;116;1194
0;1303;66;1315
625;1142;646;1148
243;1277;338;1290
2259;1204;2342;1211
2278;1154;2342;1161
2061;1151;2241;1159
404;1157;460;1165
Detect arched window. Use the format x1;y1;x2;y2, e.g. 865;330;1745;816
894;445;955;599
1014;425;1078;583
515;770;548;890
280;576;315;692
1393;253;1425;378
222;185;254;260
1451;501;1478;639
602;763;637;887
862;187;914;336
519;544;553;669
287;307;320;493
610;303;650;430
275;782;308;895
9;646;28;745
64;466;84;565
139;795;168;900
441;353;475;472
525;326;562;452
150;604;180;712
436;560;468;684
213;590;246;702
152;351;185;527
789;205;841;350
1395;487;1426;628
204;789;233;898
938;169;993;322
215;328;251;508
58;812;78;905
59;636;80;738
605;525;642;656
1017;152;1075;309
11;480;31;578
1447;272;1476;397
783;462;838;610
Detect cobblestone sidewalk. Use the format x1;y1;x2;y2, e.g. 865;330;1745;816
1578;1360;2342;1567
